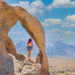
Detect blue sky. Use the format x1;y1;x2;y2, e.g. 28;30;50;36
6;0;75;45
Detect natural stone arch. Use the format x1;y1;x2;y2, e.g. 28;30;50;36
0;1;50;75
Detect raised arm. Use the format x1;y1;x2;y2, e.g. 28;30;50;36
13;6;50;75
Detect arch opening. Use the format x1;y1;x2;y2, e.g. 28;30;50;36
8;21;39;58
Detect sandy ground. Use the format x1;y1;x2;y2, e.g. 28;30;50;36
28;57;75;74
48;58;75;68
48;57;75;74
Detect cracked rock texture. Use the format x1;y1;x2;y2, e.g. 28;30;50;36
13;57;42;75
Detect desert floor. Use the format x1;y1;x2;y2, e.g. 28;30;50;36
48;57;75;68
48;57;75;75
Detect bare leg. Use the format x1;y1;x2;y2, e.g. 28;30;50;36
28;50;32;60
6;37;25;61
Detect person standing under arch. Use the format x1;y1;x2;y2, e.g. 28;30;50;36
27;38;33;61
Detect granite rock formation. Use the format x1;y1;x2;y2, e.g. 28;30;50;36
0;0;50;75
13;56;42;75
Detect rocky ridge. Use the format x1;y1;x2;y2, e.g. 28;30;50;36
13;56;42;75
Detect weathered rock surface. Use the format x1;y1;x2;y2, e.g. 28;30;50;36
0;1;49;75
0;55;42;75
0;55;14;75
13;56;42;75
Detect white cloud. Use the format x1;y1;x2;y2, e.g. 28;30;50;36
12;31;25;35
46;28;75;43
42;14;75;28
62;22;75;27
10;0;75;15
47;29;75;35
49;0;75;8
65;14;75;22
11;0;51;15
42;18;62;26
31;0;44;8
62;14;75;27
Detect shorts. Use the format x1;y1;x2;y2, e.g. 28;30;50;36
27;46;32;50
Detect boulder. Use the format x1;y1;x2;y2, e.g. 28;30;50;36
13;57;42;75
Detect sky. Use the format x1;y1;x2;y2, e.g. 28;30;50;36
6;0;75;46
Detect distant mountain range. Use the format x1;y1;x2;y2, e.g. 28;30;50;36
15;41;75;57
15;41;39;57
46;41;75;57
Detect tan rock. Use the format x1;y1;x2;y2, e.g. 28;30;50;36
0;1;50;75
13;57;42;75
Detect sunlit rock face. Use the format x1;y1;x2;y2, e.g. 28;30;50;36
0;1;49;75
0;0;5;1
13;56;42;75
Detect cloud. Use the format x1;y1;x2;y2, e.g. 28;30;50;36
62;14;75;27
48;29;75;35
31;0;45;8
42;14;75;28
42;18;62;26
10;0;75;16
12;31;25;35
11;0;51;15
46;28;75;43
10;0;75;15
65;14;75;22
49;0;75;8
62;22;75;27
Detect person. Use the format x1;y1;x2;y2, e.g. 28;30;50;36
27;38;33;61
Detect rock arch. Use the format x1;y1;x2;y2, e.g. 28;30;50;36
0;1;50;75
